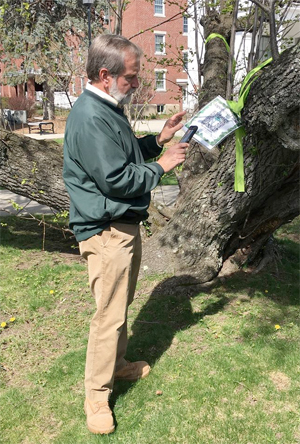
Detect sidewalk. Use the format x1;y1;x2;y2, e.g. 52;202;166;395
25;133;65;140
133;119;184;136
0;190;56;216
0;185;179;217
17;119;184;141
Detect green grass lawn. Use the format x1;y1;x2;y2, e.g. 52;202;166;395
0;216;299;444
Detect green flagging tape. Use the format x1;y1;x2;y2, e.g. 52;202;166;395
205;33;273;191
239;57;273;99
205;33;230;52
227;56;273;191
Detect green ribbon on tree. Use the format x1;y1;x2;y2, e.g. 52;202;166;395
205;33;273;191
227;57;273;191
205;33;231;52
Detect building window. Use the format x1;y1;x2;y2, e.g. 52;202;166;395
155;70;166;91
183;16;188;34
154;0;164;16
155;33;166;54
258;35;271;61
183;51;189;71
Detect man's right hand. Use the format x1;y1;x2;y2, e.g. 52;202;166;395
157;143;188;173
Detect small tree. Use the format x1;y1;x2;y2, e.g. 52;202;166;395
0;0;106;119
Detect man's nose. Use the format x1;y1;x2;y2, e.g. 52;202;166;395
132;76;139;88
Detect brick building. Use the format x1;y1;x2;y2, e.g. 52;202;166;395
0;61;37;103
122;0;188;115
0;0;188;115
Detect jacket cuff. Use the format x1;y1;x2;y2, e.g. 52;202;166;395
155;136;164;149
151;162;164;177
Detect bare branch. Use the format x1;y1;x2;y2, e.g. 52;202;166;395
248;5;259;71
128;10;187;40
226;0;240;98
269;0;280;60
249;0;269;14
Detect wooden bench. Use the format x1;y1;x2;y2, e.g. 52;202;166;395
28;121;54;135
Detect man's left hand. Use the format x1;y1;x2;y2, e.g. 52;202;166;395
157;111;186;146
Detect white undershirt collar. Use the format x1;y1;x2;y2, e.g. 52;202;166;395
85;81;118;107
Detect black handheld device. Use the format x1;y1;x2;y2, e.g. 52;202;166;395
180;125;198;143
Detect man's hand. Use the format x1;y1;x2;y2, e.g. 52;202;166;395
157;111;186;146
157;143;188;173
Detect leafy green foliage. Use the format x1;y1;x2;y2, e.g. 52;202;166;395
0;0;105;89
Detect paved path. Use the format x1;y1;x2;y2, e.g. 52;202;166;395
18;119;184;140
0;190;56;216
25;133;65;140
0;185;179;217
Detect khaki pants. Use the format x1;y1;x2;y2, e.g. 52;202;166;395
79;222;142;402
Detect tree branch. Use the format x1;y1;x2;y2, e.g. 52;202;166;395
249;0;269;15
129;10;187;40
269;0;280;60
226;0;240;98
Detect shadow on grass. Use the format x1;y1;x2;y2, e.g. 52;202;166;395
111;274;229;409
111;233;300;409
0;215;78;254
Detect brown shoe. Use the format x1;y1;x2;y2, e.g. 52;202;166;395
114;360;151;381
84;398;115;435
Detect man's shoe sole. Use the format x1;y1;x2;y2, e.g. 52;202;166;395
86;423;115;435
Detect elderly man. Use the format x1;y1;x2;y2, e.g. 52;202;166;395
63;34;188;435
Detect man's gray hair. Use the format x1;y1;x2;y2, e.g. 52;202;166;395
86;34;143;81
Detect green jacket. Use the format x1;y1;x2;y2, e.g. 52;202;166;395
63;89;164;241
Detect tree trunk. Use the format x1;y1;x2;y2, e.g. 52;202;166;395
0;45;299;284
0;133;68;211
42;81;55;120
142;43;300;281
179;9;232;195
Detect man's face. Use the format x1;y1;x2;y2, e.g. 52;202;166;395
109;52;140;105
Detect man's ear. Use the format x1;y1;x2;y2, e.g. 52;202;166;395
99;68;110;86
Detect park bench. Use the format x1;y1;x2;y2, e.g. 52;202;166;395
28;121;54;135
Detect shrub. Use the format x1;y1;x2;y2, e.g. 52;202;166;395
0;97;10;109
7;96;35;118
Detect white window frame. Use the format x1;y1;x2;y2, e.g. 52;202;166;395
183;50;189;72
154;31;166;55
258;35;272;61
154;0;165;16
183;16;188;34
155;69;167;91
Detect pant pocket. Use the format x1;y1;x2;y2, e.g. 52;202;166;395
97;227;112;247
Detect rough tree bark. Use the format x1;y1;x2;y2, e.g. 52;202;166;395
179;9;232;196
0;135;68;212
0;45;299;284
142;43;300;281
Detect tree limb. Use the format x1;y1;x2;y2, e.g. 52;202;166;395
249;0;269;15
129;10;187;40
